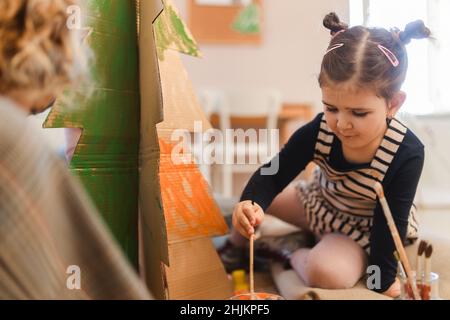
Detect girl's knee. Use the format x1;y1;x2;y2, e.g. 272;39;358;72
301;234;367;289
303;257;360;289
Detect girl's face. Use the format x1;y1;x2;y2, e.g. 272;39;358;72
321;85;404;152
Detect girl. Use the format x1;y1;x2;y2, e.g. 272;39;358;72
221;13;430;298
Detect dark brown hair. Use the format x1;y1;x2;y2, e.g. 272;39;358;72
319;12;431;101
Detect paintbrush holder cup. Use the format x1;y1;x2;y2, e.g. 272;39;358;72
399;271;440;300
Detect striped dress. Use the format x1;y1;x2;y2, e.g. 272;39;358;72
241;112;424;291
296;116;419;253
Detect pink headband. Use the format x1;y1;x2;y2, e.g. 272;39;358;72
324;43;400;67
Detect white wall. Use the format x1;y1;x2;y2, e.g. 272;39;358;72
173;0;349;110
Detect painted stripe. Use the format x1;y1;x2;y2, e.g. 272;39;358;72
322;187;374;210
385;129;404;142
316;142;331;155
322;182;374;209
317;130;334;143
315;155;381;184
339;180;376;201
376;149;394;163
322;192;374;217
390;119;407;134
380;139;400;154
345;175;377;198
372;159;389;173
374;155;390;167
390;120;407;133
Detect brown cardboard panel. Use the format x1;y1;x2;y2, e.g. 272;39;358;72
165;237;233;299
156;49;211;132
138;0;168;299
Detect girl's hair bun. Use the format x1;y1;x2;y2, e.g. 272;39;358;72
323;12;348;36
399;20;431;45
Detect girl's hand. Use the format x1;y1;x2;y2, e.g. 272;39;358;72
382;277;401;298
232;200;265;238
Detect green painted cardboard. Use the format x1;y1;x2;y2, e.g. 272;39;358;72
44;0;141;266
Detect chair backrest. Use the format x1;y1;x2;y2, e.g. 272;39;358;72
220;89;282;130
197;88;225;119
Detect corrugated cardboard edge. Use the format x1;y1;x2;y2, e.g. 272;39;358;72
138;0;168;300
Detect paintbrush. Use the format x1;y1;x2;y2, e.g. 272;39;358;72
249;200;256;297
416;240;427;286
373;182;421;300
249;233;255;297
423;244;433;300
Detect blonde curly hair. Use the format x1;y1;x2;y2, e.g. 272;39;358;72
0;0;89;105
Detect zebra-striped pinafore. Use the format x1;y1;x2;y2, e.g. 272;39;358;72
296;116;419;253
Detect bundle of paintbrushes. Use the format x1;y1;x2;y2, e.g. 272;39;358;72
394;240;437;300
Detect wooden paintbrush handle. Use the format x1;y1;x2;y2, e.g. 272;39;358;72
382;199;421;300
249;234;255;294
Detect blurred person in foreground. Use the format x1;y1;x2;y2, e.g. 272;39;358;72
0;0;151;299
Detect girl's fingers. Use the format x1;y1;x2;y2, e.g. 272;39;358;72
232;201;264;238
242;204;256;226
252;206;264;225
233;216;251;238
238;222;253;237
238;213;254;236
248;201;264;223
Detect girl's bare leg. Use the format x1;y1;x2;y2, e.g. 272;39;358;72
290;233;367;289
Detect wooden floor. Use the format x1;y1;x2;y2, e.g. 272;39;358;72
253;271;279;294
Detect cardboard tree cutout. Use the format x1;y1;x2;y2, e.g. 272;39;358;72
154;0;232;299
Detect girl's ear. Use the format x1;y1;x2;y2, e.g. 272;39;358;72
387;91;406;118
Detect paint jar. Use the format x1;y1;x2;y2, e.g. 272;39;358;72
229;292;285;300
399;271;440;300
